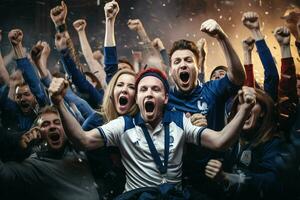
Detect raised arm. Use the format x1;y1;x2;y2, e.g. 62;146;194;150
242;37;255;87
128;19;160;60
49;77;104;150
55;32;104;109
73;19;106;88
274;26;298;133
8;29;49;106
103;0;119;83
152;37;169;74
196;38;207;83
0;30;9;86
201;86;255;151
274;26;297;102
242;12;279;101
50;1;82;72
282;8;300;56
201;19;245;86
31;41;51;79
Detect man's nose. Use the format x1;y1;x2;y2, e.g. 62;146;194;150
121;86;128;94
180;65;187;70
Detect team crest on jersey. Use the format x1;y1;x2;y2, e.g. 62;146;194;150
171;107;177;112
197;100;208;114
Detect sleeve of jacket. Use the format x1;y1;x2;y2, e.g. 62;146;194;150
16;58;50;107
60;49;103;108
255;39;279;101
104;46;118;84
237;139;283;199
244;64;255;87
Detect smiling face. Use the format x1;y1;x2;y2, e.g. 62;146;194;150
170;49;198;93
137;76;168;128
38;112;66;151
113;73;136;115
15;84;37;114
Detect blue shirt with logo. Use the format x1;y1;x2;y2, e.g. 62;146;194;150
168;74;240;131
168;74;241;186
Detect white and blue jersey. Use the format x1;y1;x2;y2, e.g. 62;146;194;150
96;110;206;192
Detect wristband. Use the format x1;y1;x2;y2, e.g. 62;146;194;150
56;23;67;33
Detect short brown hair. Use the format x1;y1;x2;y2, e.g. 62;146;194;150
169;39;200;64
34;106;60;127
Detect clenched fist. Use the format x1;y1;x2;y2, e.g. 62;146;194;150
205;159;225;182
242;37;255;52
31;41;51;64
50;1;68;26
238;86;256;112
20;127;41;149
200;19;226;40
190;113;207;127
196;38;207;58
8;29;23;46
152;38;165;51
73;19;86;32
242;12;260;30
274;26;290;46
127;19;143;32
104;0;119;20
48;77;69;105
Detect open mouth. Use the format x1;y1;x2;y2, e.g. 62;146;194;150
145;101;155;113
49;132;60;142
20;102;30;109
179;71;190;83
119;96;128;106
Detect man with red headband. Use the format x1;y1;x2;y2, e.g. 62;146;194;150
49;67;256;195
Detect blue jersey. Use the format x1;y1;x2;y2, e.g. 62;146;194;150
168;74;240;131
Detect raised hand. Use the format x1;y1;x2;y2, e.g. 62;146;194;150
55;32;68;51
127;19;143;32
238;86;256;112
50;1;68;26
274;26;290;46
48;77;69;105
200;19;226;40
242;12;260;30
104;0;119;20
152;38;165;51
19;127;41;149
242;37;255;52
8;29;23;46
31;41;51;63
205;159;225;182
73;19;86;32
197;38;207;58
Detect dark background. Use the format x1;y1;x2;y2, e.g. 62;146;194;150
0;0;299;80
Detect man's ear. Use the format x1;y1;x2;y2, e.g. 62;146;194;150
164;92;169;105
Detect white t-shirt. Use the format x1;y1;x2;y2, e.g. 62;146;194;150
96;110;206;192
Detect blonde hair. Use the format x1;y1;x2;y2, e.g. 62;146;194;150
101;69;138;122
